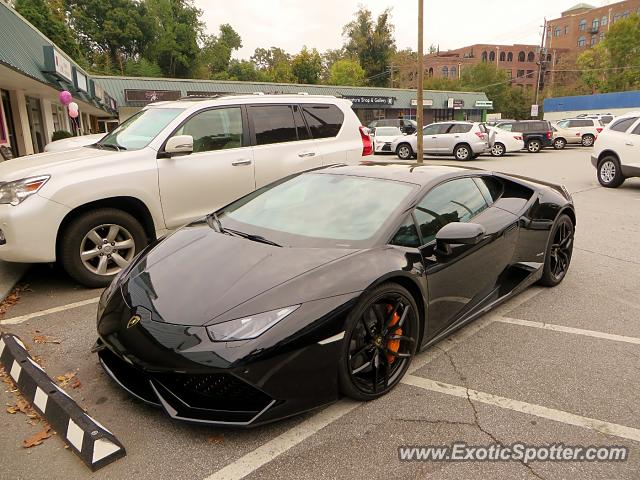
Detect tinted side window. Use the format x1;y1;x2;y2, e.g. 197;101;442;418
174;107;244;153
449;124;473;134
251;105;298;145
631;122;640;135
390;215;421;248
436;124;453;134
610;117;639;133
423;124;440;135
302;105;344;139
474;177;504;203
498;123;514;132
293;105;310;141
414;178;488;244
512;122;526;132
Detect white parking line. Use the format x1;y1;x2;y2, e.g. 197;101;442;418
496;316;640;346
402;375;640;443
204;400;361;480
0;297;100;325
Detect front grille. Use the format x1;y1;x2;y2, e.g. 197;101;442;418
152;372;272;412
382;143;392;151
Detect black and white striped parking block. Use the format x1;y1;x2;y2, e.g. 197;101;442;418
0;333;126;471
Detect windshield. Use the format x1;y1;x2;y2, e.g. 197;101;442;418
97;108;184;151
220;173;417;248
375;127;402;136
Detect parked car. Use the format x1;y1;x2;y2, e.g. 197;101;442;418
368;118;417;134
488;127;525;157
577;113;614;125
372;126;404;154
44;133;106;152
95;163;575;426
551;118;602;149
591;112;640;188
494;120;553;153
0;94;369;287
391;121;490;161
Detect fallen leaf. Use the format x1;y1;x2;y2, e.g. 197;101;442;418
22;426;52;448
32;334;61;345
55;371;77;387
71;379;82;389
207;435;225;445
0;284;30;317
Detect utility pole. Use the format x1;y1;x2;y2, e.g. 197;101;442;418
416;0;424;164
389;65;395;88
534;18;546;113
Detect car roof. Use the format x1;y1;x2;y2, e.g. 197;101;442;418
313;163;479;187
145;94;350;110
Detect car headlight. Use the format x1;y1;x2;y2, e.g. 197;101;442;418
0;176;50;205
206;305;300;342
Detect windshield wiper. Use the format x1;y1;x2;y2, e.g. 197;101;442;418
96;143;126;151
206;212;226;233
224;228;282;247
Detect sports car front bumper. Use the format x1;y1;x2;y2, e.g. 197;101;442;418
96;288;357;426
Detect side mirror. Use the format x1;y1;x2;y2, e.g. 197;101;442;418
434;222;486;256
165;135;193;156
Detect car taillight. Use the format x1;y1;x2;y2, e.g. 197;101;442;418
475;132;485;140
597;127;603;133
514;135;523;140
546;131;552;139
359;126;373;156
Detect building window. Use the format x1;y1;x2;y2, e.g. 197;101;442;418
547;27;552;37
527;52;535;62
518;51;525;62
51;104;67;134
442;66;449;78
579;19;587;31
428;67;433;78
554;27;561;36
622;10;629;18
517;69;525;78
481;51;488;62
591;35;597;45
450;66;457;78
565;25;569;34
577;36;586;47
613;13;620;22
507;52;513;62
592;19;599;31
546;54;552;62
505;69;512;79
499;51;506;62
600;32;605;40
526;70;534;78
489;51;496;62
601;15;607;26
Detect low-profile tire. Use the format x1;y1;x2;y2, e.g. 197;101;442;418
597;156;625;188
59;208;148;288
453;144;472;161
581;134;595;147
490;142;506;157
553;138;566;150
338;283;419;401
526;139;542;153
396;143;414;160
539;214;574;287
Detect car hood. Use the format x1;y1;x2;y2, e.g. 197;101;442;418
121;222;357;327
0;146;118;182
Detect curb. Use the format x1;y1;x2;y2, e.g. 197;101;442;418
0;333;126;471
0;261;29;301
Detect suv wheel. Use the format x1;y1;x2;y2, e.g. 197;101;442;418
597;156;625;188
553;138;566;150
59;208;148;287
490;142;506;157
396;143;414;160
526;139;542;153
454;144;472;161
581;134;595;147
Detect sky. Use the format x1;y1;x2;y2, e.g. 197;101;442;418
195;0;612;60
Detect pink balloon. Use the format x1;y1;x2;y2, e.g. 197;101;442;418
68;109;79;119
68;102;78;111
59;90;72;106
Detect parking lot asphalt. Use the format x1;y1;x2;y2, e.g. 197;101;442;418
1;145;639;480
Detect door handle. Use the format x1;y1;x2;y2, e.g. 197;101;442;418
625;142;634;146
298;151;317;158
231;159;252;166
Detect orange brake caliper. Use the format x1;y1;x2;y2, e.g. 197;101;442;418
385;305;402;364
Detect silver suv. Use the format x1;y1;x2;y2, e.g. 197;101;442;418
391;121;490;161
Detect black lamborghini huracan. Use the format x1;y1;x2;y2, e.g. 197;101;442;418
94;164;575;426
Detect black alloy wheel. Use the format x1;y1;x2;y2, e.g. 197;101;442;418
339;283;419;401
539;214;574;287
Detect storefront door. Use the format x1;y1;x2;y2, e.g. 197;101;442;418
1;90;18;157
26;96;45;153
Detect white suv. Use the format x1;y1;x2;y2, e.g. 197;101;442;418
0;94;369;286
591;112;640;188
551;118;603;149
391;121;490;161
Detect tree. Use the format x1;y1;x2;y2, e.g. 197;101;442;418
327;59;365;86
576;45;609;93
145;0;203;78
124;58;163;77
15;0;83;62
199;24;242;77
67;0;155;72
343;7;396;86
291;47;323;84
227;60;265;82
250;47;295;83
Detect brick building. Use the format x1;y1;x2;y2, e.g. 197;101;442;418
545;0;640;52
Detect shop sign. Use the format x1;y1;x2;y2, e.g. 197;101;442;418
411;99;434;107
475;100;493;108
343;95;395;107
43;46;72;82
73;68;88;92
124;89;181;103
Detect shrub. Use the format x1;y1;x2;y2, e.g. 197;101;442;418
52;130;73;142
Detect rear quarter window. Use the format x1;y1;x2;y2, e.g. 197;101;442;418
449;124;473;134
302;105;344;139
610;117;639;133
